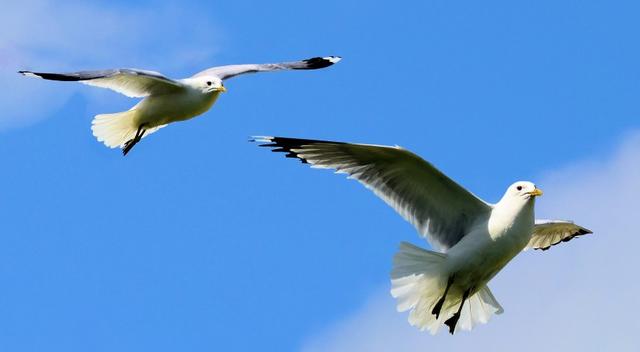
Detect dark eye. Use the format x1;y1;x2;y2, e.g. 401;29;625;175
516;186;523;191
206;81;212;86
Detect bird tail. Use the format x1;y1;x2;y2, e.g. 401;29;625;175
390;242;503;334
91;109;139;148
91;109;164;149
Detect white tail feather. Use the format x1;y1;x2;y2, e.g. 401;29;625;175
91;109;165;149
455;286;504;332
391;242;503;334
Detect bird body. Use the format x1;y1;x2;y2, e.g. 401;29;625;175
392;183;538;333
90;75;227;151
432;194;535;311
254;136;592;334
133;87;221;127
20;56;341;155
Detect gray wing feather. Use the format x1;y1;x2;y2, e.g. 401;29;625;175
526;219;593;251
193;56;341;81
19;68;184;98
254;136;491;251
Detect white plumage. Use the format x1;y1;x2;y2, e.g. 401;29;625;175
20;56;341;155
254;136;593;334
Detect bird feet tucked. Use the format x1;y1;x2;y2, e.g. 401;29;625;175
122;139;137;156
444;286;470;335
444;312;460;334
431;297;446;319
122;124;147;156
432;276;454;319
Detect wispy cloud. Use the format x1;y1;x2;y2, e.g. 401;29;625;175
0;0;222;130
302;131;640;352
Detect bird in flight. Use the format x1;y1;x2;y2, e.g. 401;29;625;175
19;56;341;155
253;136;592;335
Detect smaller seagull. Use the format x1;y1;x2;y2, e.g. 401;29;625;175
19;56;341;155
253;136;593;335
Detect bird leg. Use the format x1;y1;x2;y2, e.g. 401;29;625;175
432;276;454;319
122;124;147;156
444;287;471;335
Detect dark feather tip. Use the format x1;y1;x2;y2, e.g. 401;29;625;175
301;56;341;69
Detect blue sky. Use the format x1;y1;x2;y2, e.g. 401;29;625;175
1;0;640;351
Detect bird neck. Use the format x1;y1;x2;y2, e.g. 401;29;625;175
488;198;535;239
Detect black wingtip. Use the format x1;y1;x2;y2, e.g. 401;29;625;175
578;228;592;235
19;70;38;77
18;71;86;81
535;227;592;251
260;137;309;164
301;56;342;69
252;136;316;164
252;136;348;164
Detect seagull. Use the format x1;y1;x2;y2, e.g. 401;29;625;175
19;56;341;155
253;136;592;335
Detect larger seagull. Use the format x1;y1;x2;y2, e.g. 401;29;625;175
19;56;341;155
253;136;592;335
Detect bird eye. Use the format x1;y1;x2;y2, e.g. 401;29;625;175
206;81;212;86
516;186;523;191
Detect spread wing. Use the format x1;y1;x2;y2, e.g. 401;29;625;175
193;56;341;81
19;68;185;98
526;219;593;251
254;136;492;251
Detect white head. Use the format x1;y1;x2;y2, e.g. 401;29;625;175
500;181;543;204
187;76;226;94
489;181;542;235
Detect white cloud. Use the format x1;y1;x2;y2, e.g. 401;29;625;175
0;0;222;130
302;131;640;352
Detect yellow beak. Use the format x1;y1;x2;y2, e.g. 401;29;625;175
527;188;543;197
217;86;227;93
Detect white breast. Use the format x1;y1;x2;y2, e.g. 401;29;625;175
445;200;535;288
135;90;221;127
